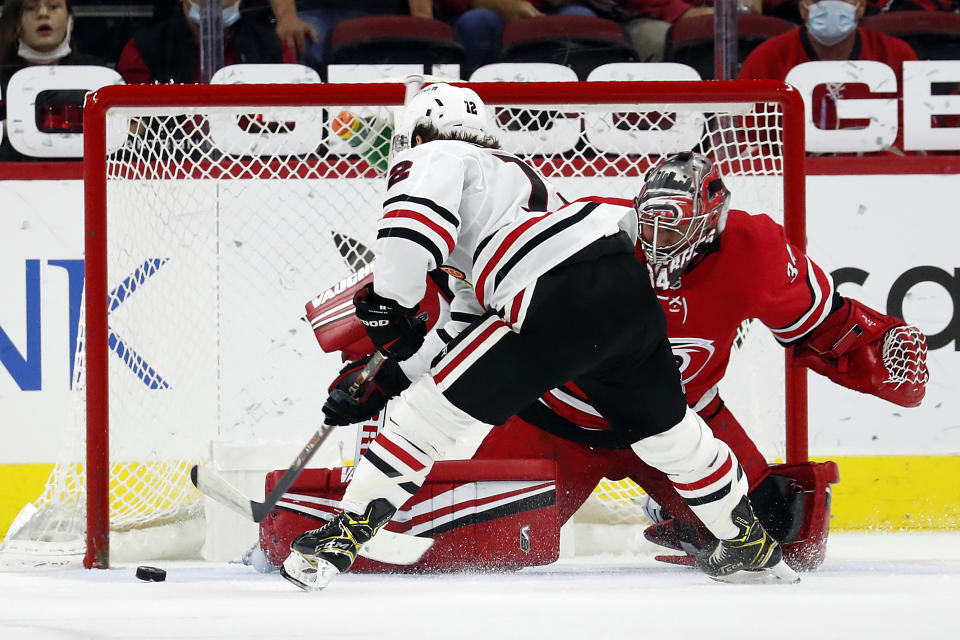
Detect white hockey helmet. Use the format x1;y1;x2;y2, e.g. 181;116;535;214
634;152;730;289
392;83;491;153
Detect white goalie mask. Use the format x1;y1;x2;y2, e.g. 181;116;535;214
392;83;491;153
635;152;730;289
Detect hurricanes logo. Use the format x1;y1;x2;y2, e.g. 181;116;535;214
669;337;716;384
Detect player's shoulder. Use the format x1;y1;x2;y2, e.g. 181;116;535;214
723;209;787;248
715;210;792;275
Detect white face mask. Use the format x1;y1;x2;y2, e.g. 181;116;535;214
18;15;73;64
807;1;857;47
187;2;241;28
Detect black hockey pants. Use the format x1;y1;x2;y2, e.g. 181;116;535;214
432;232;688;446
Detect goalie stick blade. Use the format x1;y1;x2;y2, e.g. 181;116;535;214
708;559;801;585
360;531;434;566
190;465;258;522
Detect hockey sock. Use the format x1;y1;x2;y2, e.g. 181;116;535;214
341;430;434;514
341;375;492;513
630;407;747;540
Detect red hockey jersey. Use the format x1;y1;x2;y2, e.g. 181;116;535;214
737;27;917;152
541;208;835;428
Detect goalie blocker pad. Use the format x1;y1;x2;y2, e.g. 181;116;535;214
305;265;450;363
259;459;561;572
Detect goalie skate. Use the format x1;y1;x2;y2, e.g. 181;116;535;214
695;497;800;585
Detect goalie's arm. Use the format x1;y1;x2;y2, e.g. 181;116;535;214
741;217;929;408
792;297;929;408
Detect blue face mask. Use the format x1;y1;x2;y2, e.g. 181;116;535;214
806;1;857;47
187;2;242;28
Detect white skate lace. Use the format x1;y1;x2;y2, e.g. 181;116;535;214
708;543;729;566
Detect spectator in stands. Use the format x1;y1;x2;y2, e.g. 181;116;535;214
580;0;735;64
439;1;599;75
0;0;101;161
738;0;917;153
265;1;430;73
117;0;296;84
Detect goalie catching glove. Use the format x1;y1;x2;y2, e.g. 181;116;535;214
354;283;428;360
794;298;929;408
322;354;412;426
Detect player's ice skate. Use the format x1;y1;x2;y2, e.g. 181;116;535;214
695;497;800;585
281;499;396;592
281;548;341;592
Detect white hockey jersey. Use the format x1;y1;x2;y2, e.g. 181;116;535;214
374;139;634;314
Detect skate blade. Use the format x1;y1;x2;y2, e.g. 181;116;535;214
709;559;800;585
280;551;339;592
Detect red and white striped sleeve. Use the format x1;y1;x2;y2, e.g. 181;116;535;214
761;240;837;345
373;146;464;308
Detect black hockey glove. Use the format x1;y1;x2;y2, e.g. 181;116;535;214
353;283;427;361
322;354;411;426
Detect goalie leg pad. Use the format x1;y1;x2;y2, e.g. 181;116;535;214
260;460;562;572
472;415;611;525
774;460;840;571
631;407;748;539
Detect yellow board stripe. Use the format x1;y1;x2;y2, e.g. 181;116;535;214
2;456;959;540
815;456;960;531
0;464;52;539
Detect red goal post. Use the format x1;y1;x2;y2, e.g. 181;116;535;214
73;80;807;568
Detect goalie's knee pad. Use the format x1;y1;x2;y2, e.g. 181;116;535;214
631;407;747;539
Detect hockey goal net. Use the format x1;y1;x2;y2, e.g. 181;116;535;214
0;79;806;569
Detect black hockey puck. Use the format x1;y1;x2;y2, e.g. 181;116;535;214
135;565;166;582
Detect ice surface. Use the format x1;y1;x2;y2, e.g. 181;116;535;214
1;532;958;640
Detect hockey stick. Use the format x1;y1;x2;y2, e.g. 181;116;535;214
190;351;434;565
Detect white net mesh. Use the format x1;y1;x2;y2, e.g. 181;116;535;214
882;326;930;388
0;82;796;566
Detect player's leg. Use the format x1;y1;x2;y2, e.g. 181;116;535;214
700;396;771;490
318;245;650;533
283;359;493;590
637;396;775;556
284;310;556;590
570;257;794;581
